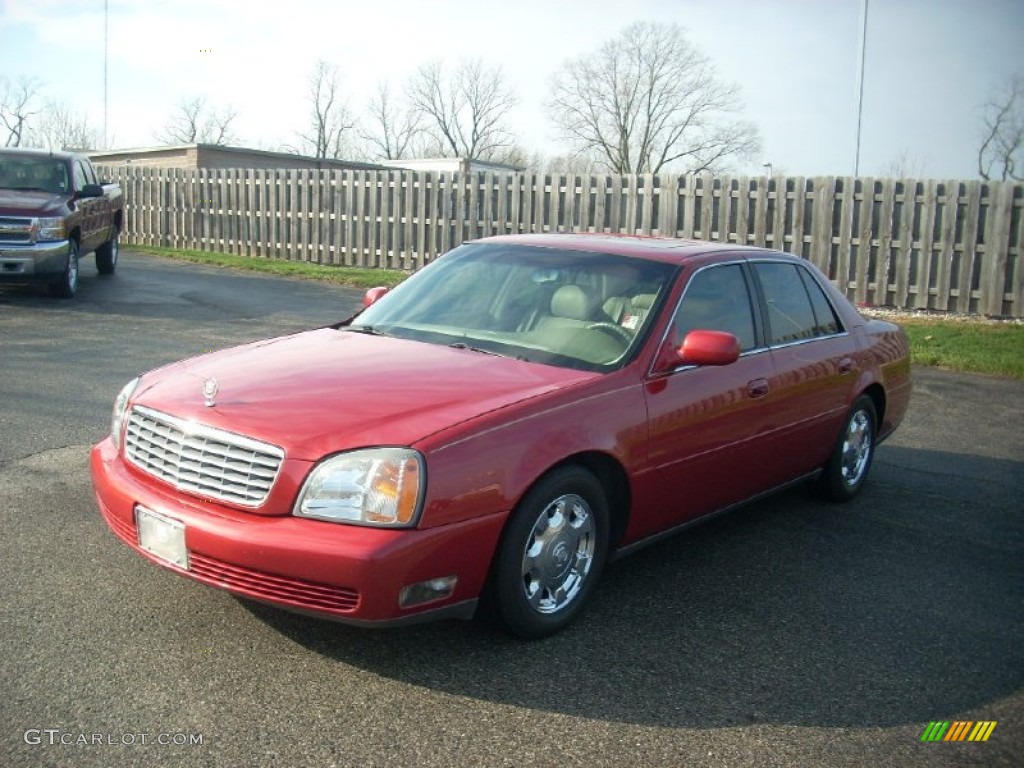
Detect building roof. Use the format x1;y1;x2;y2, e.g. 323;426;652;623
379;157;523;173
88;143;389;170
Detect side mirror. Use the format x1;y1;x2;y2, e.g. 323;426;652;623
362;286;390;308
77;183;103;198
78;183;104;198
679;330;741;366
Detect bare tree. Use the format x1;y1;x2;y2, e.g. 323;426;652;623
360;81;422;161
157;96;237;146
294;60;356;159
29;101;100;150
0;76;43;147
487;143;540;171
547;22;760;174
978;74;1023;181
543;152;602;175
883;148;926;179
407;59;517;160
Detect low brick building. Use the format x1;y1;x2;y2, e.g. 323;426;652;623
88;143;389;171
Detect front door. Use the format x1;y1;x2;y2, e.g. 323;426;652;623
640;262;781;539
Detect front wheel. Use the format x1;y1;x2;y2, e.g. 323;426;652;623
96;229;119;275
49;240;79;299
490;466;609;639
820;395;877;502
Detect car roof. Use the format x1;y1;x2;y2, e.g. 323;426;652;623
0;147;78;162
471;233;798;266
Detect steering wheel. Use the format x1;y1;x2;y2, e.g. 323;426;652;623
586;322;634;345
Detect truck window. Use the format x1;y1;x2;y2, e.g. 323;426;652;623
76;160;98;187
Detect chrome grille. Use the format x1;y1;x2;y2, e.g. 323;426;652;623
125;405;284;507
0;217;34;245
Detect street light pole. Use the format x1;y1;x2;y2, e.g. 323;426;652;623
854;0;868;177
103;0;108;148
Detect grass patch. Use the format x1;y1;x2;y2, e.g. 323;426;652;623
897;317;1024;378
130;245;408;289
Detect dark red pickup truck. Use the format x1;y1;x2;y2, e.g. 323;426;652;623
0;148;124;298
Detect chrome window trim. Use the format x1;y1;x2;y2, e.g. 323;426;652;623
658;346;772;376
766;330;851;351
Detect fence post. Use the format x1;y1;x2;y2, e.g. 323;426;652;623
982;182;1015;316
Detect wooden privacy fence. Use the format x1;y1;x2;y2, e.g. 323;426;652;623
99;166;1024;318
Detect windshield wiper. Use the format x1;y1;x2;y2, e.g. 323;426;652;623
341;325;391;337
449;342;509;358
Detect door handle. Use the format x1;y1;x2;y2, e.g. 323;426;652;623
747;378;770;399
838;357;855;375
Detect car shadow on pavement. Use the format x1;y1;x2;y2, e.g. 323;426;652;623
240;446;1023;730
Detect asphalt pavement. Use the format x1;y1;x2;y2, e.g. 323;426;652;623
1;252;1021;767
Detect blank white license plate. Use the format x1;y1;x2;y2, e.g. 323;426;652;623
135;505;189;569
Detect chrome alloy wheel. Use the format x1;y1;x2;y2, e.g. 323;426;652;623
521;493;596;614
840;408;873;487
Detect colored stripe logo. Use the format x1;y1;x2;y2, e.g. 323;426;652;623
920;721;997;742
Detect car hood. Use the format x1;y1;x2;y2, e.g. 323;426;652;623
0;188;67;216
132;328;595;460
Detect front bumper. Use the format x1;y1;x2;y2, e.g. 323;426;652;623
90;438;508;626
0;239;70;280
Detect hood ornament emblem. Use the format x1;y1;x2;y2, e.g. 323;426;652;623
203;377;219;408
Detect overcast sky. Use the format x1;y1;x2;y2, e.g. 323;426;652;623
2;0;1022;178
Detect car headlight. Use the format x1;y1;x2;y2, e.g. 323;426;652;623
111;377;140;451
35;217;67;242
294;448;424;527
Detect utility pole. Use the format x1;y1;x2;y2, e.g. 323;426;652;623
854;0;868;176
103;0;109;148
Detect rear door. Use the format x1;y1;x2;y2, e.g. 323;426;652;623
750;259;860;477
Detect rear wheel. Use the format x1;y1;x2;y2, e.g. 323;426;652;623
49;240;79;299
96;229;119;275
490;466;609;639
820;395;877;501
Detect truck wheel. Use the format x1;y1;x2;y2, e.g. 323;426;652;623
49;240;79;299
96;229;119;275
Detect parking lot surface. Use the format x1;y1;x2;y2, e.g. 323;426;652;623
1;252;1021;767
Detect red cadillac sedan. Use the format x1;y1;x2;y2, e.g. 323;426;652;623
90;234;911;638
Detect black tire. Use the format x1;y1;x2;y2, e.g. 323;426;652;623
96;228;119;275
491;466;609;639
820;395;877;502
48;239;79;299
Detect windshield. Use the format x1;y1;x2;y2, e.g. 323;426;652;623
349;243;677;372
0;155;70;194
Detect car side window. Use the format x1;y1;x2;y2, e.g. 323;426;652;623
670;264;757;351
755;262;833;345
798;267;844;335
72;161;88;192
79;160;98;186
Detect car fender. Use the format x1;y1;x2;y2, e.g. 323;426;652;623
415;376;647;531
